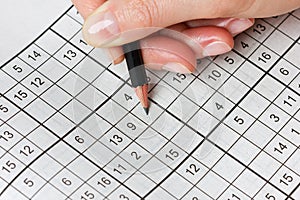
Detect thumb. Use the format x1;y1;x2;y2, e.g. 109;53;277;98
82;0;300;47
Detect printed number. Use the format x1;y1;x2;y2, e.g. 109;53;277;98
63;50;77;61
258;52;271;63
279;173;293;186
113;164;127;175
28;50;41;61
119;194;129;200
24;178;34;187
230;194;241;200
62;177;72;186
14;90;28;101
291;128;299;135
165;149;179;161
186;164;200;176
0;104;9;113
253;23;266;35
279;67;289;76
1;160;16;173
234;116;244;125
241;41;249;49
192;198;199;200
127;122;136;130
79;39;88;46
109;134;123;145
224;56;235;65
30;77;45;88
97;177;111;188
12;65;22;73
265;193;276;200
81;191;95;200
216;102;224;110
75;135;84;144
0;131;14;142
131;151;141;160
20;145;34;157
270;114;280;123
124;93;133;101
283;95;296;107
208;70;221;81
173;73;186;83
274;142;287;154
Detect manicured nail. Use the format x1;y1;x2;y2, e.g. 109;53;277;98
203;41;232;57
162;62;192;74
228;18;254;35
83;8;120;47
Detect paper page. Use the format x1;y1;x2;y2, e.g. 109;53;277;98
0;1;300;200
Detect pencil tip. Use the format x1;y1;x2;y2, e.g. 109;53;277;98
144;107;149;115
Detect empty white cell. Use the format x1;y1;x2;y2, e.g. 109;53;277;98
219;76;250;104
279;15;300;40
249;151;281;180
0;186;28;200
8;112;39;136
38;58;69;83
36;30;65;55
68;156;99;181
32;184;66;199
44;112;74;137
73;57;104;83
57;71;88;97
229;137;260;165
41;85;72;110
151;110;183;140
193;140;224;168
52;15;81;40
25;98;56;123
213;154;244;183
140;157;171;183
146;187;177;200
125;172;156;196
168;94;199;122
197;171;229;199
244;121;276;149
234;61;264;88
60;99;91;124
161;172;193;199
48;142;78;166
240;91;270;118
27;126;57;150
285;149;300;176
264;30;294;55
255;75;285;102
31;154;62;181
208;123;240;151
77;85;107;110
233;169;265;198
89;48;112;68
96;100;127;125
93;70;123;97
172;126;204;154
84;141;115;167
80;113;111;139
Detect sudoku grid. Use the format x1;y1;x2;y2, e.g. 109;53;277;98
0;5;300;200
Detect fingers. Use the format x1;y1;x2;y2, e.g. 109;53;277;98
82;0;300;47
71;0;105;19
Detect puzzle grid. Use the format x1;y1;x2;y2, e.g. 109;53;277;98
0;6;299;200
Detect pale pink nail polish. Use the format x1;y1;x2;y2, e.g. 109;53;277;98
228;18;254;35
203;41;232;57
83;10;120;47
162;62;192;74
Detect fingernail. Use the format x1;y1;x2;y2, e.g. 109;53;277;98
83;7;120;47
203;41;232;57
162;62;192;74
228;18;254;35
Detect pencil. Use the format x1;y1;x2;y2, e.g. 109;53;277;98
122;41;149;115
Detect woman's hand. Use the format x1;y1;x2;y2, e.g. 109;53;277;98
72;0;300;73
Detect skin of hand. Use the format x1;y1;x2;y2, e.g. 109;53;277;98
72;0;300;73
